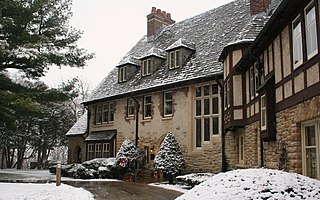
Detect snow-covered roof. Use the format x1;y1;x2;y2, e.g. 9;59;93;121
165;38;195;51
138;47;166;59
66;111;87;136
85;130;116;141
85;0;253;104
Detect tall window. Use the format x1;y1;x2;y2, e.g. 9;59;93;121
118;66;127;82
164;92;173;117
96;105;102;124
305;1;318;59
195;84;219;148
239;135;244;165
142;59;152;76
103;143;110;158
302;122;319;179
127;98;135;117
249;66;255;99
169;50;180;69
95;102;115;124
95;143;102;158
143;95;152;119
260;95;267;130
292;16;303;68
88;144;94;160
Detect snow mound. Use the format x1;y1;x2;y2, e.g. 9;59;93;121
0;183;94;200
176;168;320;200
176;173;215;187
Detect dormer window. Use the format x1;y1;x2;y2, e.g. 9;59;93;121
169;50;180;69
142;59;152;76
118;66;127;82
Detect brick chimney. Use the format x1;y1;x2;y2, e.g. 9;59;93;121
250;0;272;15
147;7;175;42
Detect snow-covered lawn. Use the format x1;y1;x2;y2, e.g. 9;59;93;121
149;182;189;193
176;168;320;200
0;183;94;200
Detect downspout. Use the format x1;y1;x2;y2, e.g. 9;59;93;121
216;78;227;172
260;136;264;167
84;105;90;161
132;97;140;148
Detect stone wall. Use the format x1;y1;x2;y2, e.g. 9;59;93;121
67;135;86;164
227;95;320;175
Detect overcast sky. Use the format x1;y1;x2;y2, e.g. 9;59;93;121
41;0;234;89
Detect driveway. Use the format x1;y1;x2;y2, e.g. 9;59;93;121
67;181;182;200
0;169;182;200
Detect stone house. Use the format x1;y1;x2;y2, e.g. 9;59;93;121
219;0;320;179
65;0;270;173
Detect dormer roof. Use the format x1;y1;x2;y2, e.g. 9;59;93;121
116;56;140;67
138;47;166;59
165;38;196;51
66;111;87;136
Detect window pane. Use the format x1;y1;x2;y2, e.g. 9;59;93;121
204;99;210;115
306;4;318;57
293;18;303;66
196;87;201;97
196;119;202;147
204;118;210;141
196;100;201;116
204;85;210;96
305;125;316;146
145;96;151;104
96;105;102;123
170;52;174;68
165;101;172;115
212;84;218;95
108;102;114;122
306;148;317;178
147;59;151;74
212;97;218;114
175;50;180;67
212;117;219;135
165;92;172;101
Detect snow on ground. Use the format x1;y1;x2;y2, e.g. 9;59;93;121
0;183;94;200
149;182;189;193
176;168;320;200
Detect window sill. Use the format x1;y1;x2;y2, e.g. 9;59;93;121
142;118;152;123
162;116;173;120
94;122;114;127
126;116;135;120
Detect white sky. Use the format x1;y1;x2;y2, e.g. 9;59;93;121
41;0;234;89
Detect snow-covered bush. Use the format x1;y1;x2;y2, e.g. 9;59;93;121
176;168;320;200
176;173;215;187
49;158;117;179
154;132;185;183
115;139;144;170
71;165;96;179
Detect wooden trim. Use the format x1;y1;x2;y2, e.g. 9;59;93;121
275;82;320;112
280;32;284;81
275;54;320;88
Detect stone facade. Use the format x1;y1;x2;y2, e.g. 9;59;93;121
67;136;86;164
87;82;222;173
227;95;320;174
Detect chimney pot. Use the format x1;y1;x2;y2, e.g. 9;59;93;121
162;11;166;18
147;7;175;42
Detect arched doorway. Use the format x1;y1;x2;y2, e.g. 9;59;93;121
74;146;82;163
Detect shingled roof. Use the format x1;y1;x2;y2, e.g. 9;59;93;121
66;111;87;136
85;0;253;104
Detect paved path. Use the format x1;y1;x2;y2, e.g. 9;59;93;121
67;181;182;200
0;169;182;200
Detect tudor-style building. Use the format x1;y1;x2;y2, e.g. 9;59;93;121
220;0;320;179
65;0;269;172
